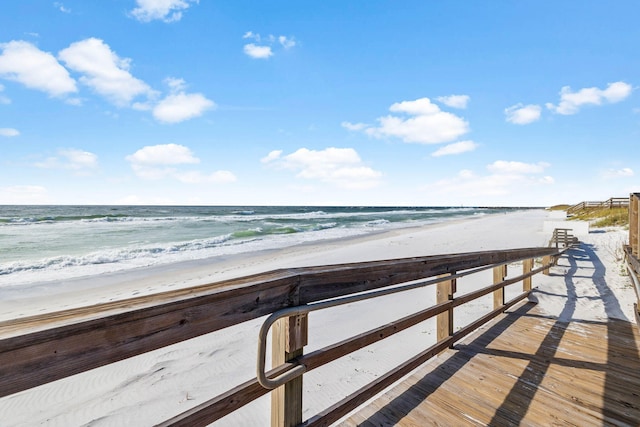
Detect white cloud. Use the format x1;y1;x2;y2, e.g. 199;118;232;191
261;150;282;163
58;38;154;106
242;32;297;58
341;121;368;131
126;143;233;184
389;98;440;115
34;148;98;174
357;97;469;144
243;44;273;59
458;169;474;179
436;95;469;109
132;101;153;111
431;140;478;157
266;147;382;189
0;128;20;137
602;167;634;178
126;143;199;166
487;160;550;174
129;164;177;180
539;176;555;184
54;2;71;13
130;0;198;23
0;83;9;104
278;36;296;49
423;160;553;200
425;170;515;197
504;104;542;125
0;40;77;97
153;92;215;123
65;97;82;106
59;149;98;169
164;77;186;92
546;81;633;115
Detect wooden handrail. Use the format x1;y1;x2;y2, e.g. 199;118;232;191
548;227;578;249
627;193;640;328
0;246;563;426
630;193;640;258
567;197;630;214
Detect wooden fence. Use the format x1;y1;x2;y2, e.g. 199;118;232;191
567;197;629;214
0;244;567;426
626;193;640;326
548;228;578;249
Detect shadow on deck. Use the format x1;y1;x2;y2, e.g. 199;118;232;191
342;245;640;426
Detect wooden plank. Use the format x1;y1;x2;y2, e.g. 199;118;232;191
343;305;640;427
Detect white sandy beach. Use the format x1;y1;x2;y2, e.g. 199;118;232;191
0;210;637;426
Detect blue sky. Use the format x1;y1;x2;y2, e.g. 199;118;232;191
0;1;638;206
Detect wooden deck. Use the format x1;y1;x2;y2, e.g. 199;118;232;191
341;302;640;426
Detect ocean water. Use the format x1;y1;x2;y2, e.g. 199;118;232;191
0;205;514;287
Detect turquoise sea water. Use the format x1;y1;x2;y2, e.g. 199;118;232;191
0;205;518;286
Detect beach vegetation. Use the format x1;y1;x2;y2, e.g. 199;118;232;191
569;207;628;228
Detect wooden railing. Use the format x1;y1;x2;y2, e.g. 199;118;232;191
0;246;566;426
567;197;629;214
548;228;578;249
626;193;640;326
631;193;640;258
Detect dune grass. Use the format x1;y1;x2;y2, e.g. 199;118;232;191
548;204;571;211
569;207;629;227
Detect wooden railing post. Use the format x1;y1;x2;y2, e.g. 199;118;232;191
542;255;551;275
631;194;639;257
523;258;533;291
271;314;308;427
493;265;505;309
437;273;456;346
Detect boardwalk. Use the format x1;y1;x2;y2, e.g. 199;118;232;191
342;247;640;427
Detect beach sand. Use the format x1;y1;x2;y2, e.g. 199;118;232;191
0;209;636;426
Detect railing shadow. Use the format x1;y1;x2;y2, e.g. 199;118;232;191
581;243;640;424
348;301;538;426
486;247;579;424
353;243;640;425
490;243;640;425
